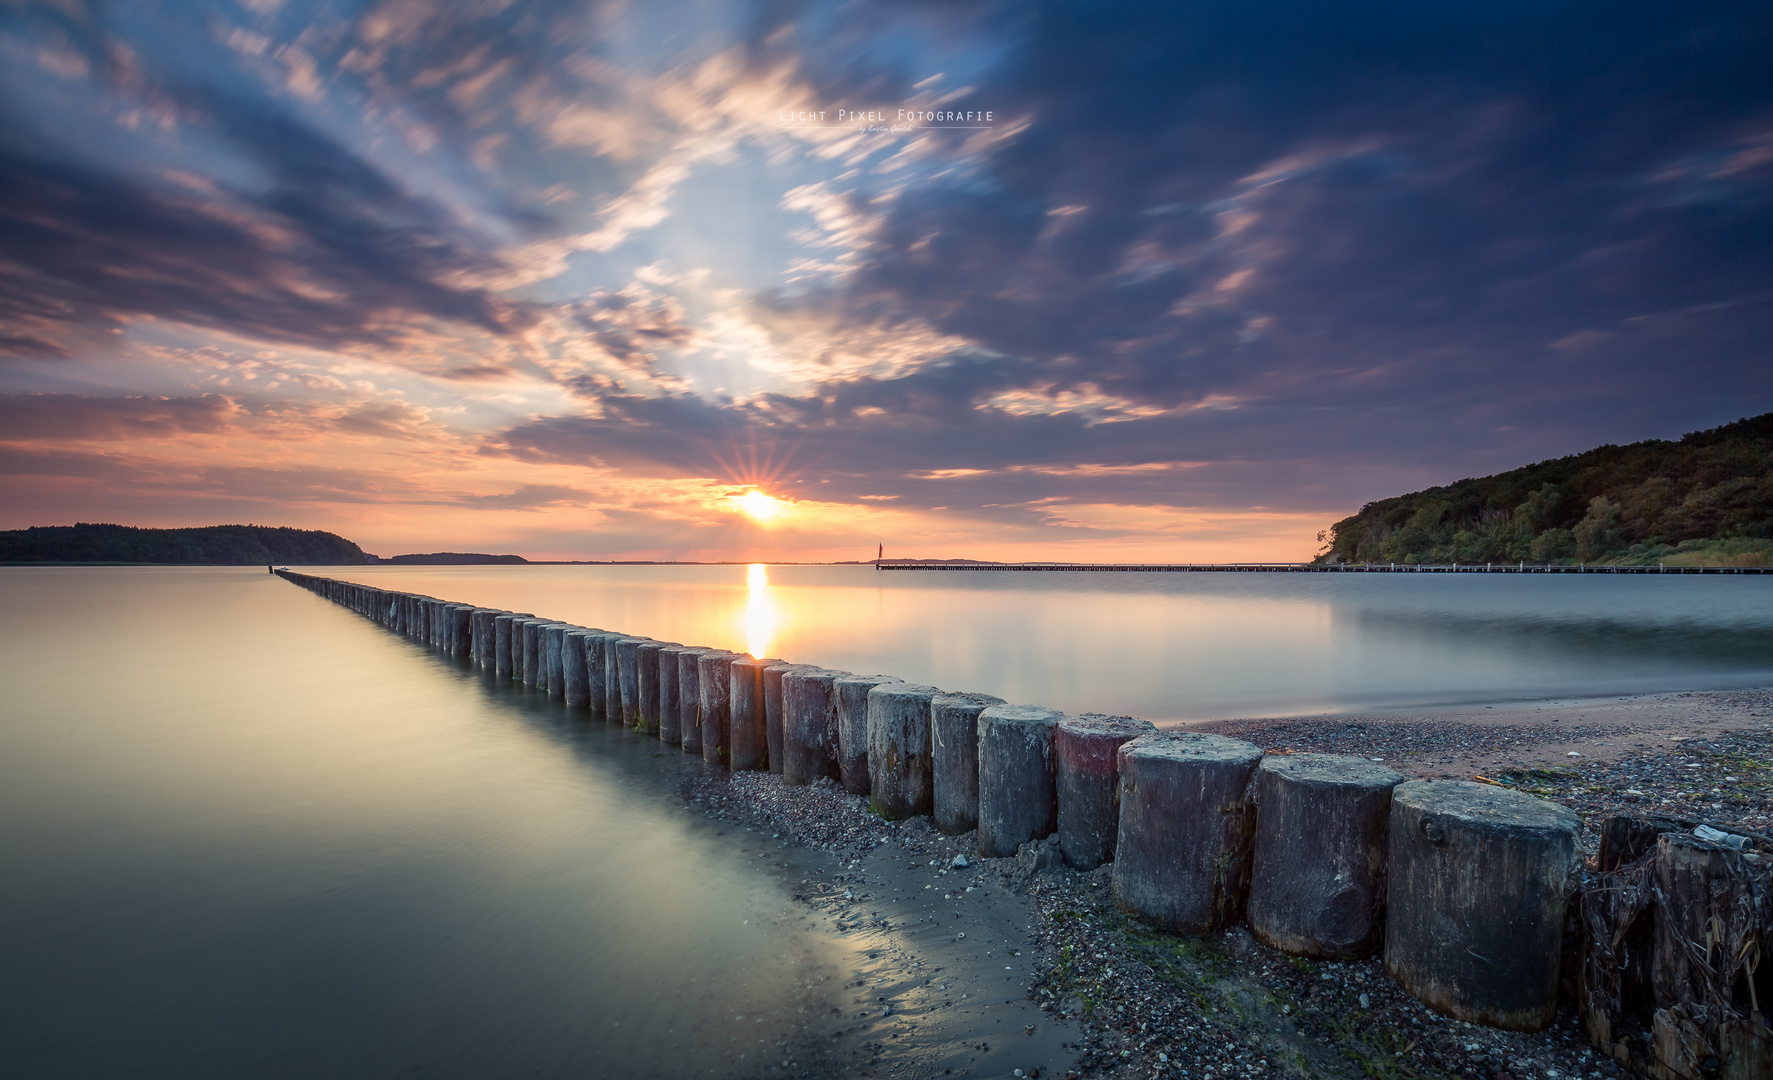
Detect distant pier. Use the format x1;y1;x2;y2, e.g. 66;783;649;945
875;561;1769;574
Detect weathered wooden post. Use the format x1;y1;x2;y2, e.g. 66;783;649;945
976;705;1064;857
729;655;782;771
614;636;649;726
762;662;804;775
698;650;739;765
541;623;570;693
600;632;625;721
1247;754;1403;959
562;630;594;707
835;674;902;794
635;641;666;732
657;646;696;744
1055;714;1155;870
930;692;1007;836
676;646;713;753
469;609;498;668
519;618;548;685
867;683;944;819
1112;731;1263;933
781;668;849;786
446;604;473;657
1384;780;1580;1030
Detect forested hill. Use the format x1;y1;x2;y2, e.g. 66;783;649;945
0;523;369;565
1316;413;1773;567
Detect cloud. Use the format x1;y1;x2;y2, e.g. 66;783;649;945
458;483;592;510
0;393;241;440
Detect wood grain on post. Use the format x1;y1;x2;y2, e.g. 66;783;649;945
976;705;1064;858
1055;714;1155;870
601;633;625;722
657;647;693;744
835;675;903;795
676;647;713;754
1384;780;1580;1031
762;662;802;775
634;641;666;732
867;683;944;820
931;692;1006;836
729;656;782;771
1247;754;1403;959
698;650;739;765
492;614;518;679
781;668;848;786
1112;731;1263;933
542;624;569;693
561;630;593;707
470;609;498;668
614;636;650;726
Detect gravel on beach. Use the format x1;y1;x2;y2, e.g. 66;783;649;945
687;688;1772;1080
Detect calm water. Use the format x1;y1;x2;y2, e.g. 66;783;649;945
341;563;1773;721
0;568;847;1079
4;566;1770;1078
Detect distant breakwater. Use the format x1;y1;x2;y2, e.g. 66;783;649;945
273;569;1770;1074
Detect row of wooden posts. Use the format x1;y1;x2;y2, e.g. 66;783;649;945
277;571;1589;1035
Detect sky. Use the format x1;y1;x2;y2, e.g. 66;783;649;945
1;1;1769;562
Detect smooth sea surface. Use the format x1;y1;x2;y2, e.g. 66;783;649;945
0;567;847;1079
3;565;1771;1078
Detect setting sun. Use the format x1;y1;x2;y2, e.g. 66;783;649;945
736;489;786;522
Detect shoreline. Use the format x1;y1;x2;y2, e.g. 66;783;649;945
705;687;1771;1079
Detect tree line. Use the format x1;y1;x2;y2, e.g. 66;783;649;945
1315;413;1773;566
0;523;370;565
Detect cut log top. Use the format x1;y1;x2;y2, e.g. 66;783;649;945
933;691;1007;707
1258;753;1403;790
1122;729;1262;766
836;674;901;687
1392;780;1581;835
978;704;1065;741
1060;714;1154;740
732;656;783;671
870;683;943;703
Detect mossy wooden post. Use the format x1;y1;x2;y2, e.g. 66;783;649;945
835;674;903;795
729;656;782;771
614;637;649;726
1055;714;1155;870
1384;780;1580;1031
931;692;1007;836
675;647;712;754
634;641;666;732
601;632;625;722
657;646;694;745
1248;754;1403;959
542;623;571;694
470;609;498;668
1112;731;1263;933
492;614;513;678
562;630;593;707
781;668;848;786
762;662;803;775
867;683;943;820
976;705;1064;858
698;650;738;765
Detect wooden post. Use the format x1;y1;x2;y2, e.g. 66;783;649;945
835;674;903;795
976;705;1064;858
1384;780;1580;1031
1247;754;1403;959
698;650;739;765
867;683;944;819
781;668;849;786
762;662;804;775
657;646;694;744
930;692;1007;836
1055;714;1155;870
634;641;666;732
729;656;782;771
561;630;593;707
676;647;713;754
1112;731;1262;933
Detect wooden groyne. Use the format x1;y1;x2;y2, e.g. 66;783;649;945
272;569;1770;1074
878;561;1771;574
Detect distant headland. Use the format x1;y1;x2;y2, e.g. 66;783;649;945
1315;412;1773;568
0;523;369;565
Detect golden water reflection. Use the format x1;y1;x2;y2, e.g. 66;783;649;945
743;562;780;659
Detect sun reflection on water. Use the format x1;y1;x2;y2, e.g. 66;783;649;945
743;563;779;658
